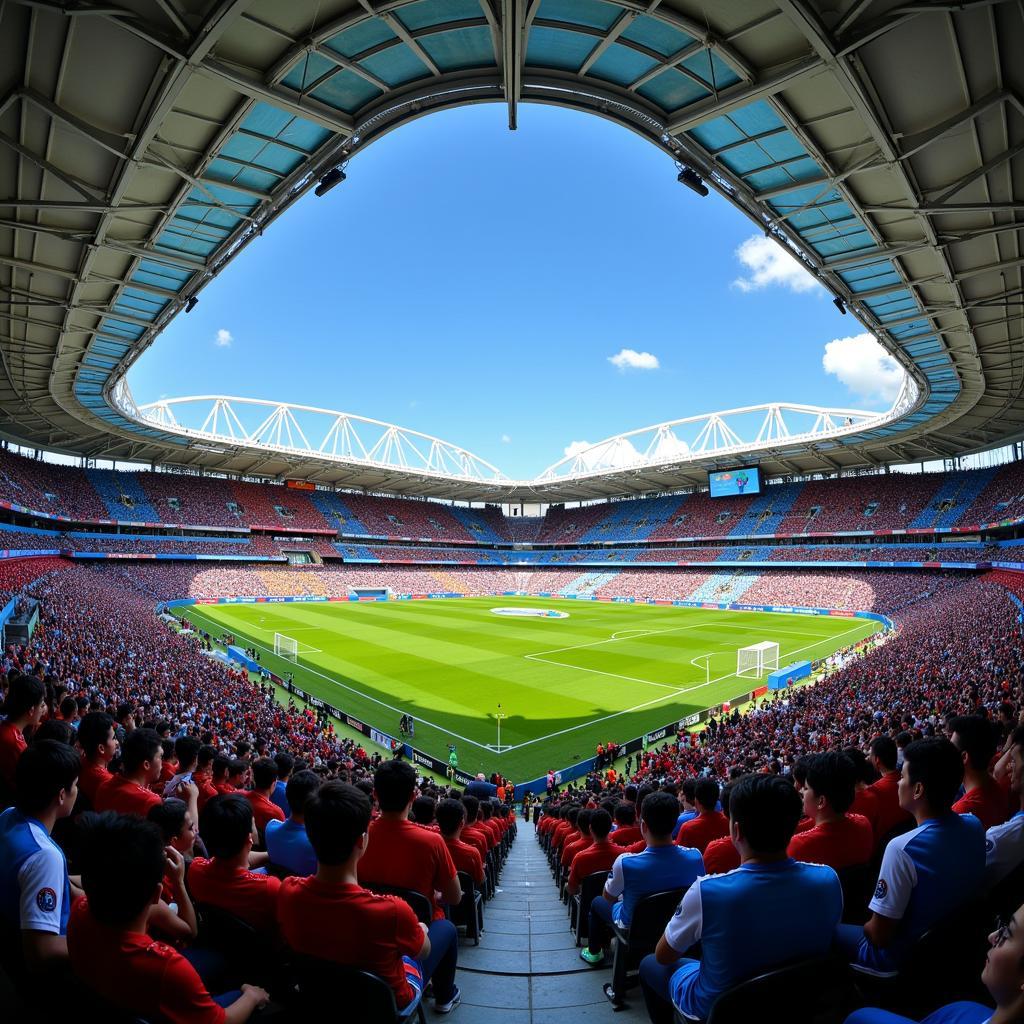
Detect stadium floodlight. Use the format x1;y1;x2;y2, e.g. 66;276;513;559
677;167;709;197
832;296;847;315
184;295;198;313
314;167;346;197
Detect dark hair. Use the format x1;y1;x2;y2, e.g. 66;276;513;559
681;778;697;802
212;754;230;779
174;736;201;769
903;737;964;812
948;716;997;771
729;774;802;854
843;746;878;785
461;794;479;821
373;759;416;812
614;802;635;825
121;728;162;773
694;779;720;811
803;752;857;815
590;808;612;840
199;794;254;859
577;809;593;834
1011;725;1024;752
15;740;80;815
870;735;899;771
251;757;278;790
32;719;75;746
197;744;217;770
305;780;371;865
285;769;321;816
436;798;467;837
78;712;115;759
640;791;679;839
148;797;188;843
59;696;77;719
4;674;44;719
719;783;734;817
275;752;294;778
227;758;247;779
78;812;165;925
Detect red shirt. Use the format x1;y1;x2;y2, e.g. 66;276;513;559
195;771;218;811
568;840;620;892
245;790;286;834
561;834;591;868
0;720;26;785
444;836;484;884
850;787;879;837
787;814;873;870
187;858;281;933
675;811;729;854
610;825;642;847
702;836;740;874
358;817;456;921
953;778;1008;830
94;774;162;817
278;879;423;1008
465;821;495;851
461;826;489;860
68;898;224;1024
483;818;503;844
77;759;112;805
867;771;913;841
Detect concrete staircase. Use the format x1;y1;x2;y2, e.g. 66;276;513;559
454;826;647;1023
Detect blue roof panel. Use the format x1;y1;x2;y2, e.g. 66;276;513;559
324;19;397;58
637;67;710;110
588;42;659;86
527;26;598;71
417;26;495;71
620;15;694;56
537;0;621;30
397;0;486;30
360;45;432;86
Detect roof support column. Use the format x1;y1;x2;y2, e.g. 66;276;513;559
502;0;525;130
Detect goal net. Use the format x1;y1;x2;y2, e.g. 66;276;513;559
274;633;299;662
737;640;780;679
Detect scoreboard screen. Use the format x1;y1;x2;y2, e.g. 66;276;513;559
708;466;761;498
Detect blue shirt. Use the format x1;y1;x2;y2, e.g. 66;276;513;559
856;813;985;975
605;844;704;927
672;811;697;840
271;779;290;817
0;807;71;936
667;859;843;1020
265;817;316;877
844;1001;991;1024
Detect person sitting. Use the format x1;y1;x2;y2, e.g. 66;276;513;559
458;795;490;860
580;791;704;967
950;715;1007;829
701;783;740;875
148;798;199;893
74;712;116;808
671;780;698;840
94;727;164;818
271;752;293;817
436;799;484;887
244;758;285;841
675;779;729;854
277;780;462;1014
987;725;1024;888
639;774;844;1024
195;745;219;810
0;674;46;791
835;738;986;976
163;736;201;798
561;809;593;870
0;740;80;972
265;769;320;878
358;760;461;920
411;795;437;828
69;811;269;1023
866;736;914;844
187;794;281;935
843;900;1024;1024
610;802;642;847
567;809;619;897
788;752;873;870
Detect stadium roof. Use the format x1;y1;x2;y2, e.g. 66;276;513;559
1;0;1022;503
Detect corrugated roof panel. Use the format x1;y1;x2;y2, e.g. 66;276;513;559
526;27;599;71
537;0;621;30
588;42;659;85
324;19;397;59
281;52;337;91
679;50;741;90
620;15;694;56
359;45;431;87
637;67;710;110
310;70;384;113
397;0;486;30
417;26;495;71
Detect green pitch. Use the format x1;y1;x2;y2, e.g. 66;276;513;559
183;597;880;781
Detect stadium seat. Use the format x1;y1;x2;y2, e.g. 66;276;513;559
571;871;608;947
988;860;1024;919
448;869;484;945
292;954;427;1023
604;887;686;1007
837;863;872;925
365;883;433;925
684;955;850;1024
194;902;277;991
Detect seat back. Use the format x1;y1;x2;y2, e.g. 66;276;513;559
989;860;1024;919
196;901;275;979
837;862;871;924
366;883;433;924
625;888;685;954
449;871;477;927
705;956;846;1024
292;954;403;1021
901;901;990;996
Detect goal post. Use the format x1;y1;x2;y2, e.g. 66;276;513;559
274;633;299;662
737;640;780;679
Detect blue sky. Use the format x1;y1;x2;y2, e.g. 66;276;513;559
129;102;901;479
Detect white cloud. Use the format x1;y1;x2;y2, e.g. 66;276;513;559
732;235;820;294
608;348;660;371
563;437;641;470
822;332;906;406
214;328;233;347
501;434;511;444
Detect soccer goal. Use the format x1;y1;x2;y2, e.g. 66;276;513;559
274;633;299;662
737;641;780;679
